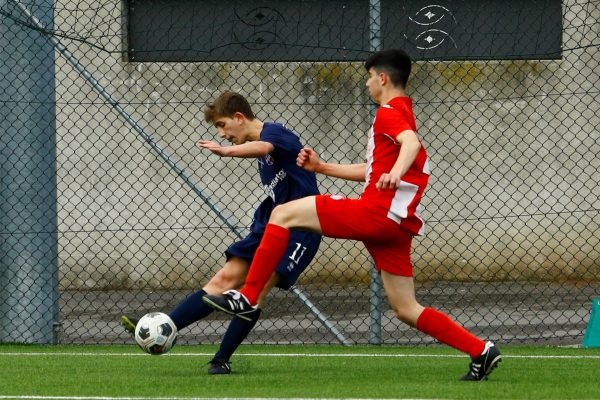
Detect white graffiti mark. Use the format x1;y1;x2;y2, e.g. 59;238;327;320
409;4;457;26
415;29;457;50
409;4;458;51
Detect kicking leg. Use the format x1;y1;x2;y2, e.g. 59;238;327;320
121;257;249;333
169;256;249;330
240;196;321;304
204;196;321;313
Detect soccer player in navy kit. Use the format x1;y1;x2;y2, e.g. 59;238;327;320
121;91;321;374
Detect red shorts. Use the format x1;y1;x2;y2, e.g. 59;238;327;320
315;194;413;276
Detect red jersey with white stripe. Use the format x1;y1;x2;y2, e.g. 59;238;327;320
362;97;430;235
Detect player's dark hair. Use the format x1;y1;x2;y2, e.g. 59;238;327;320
364;48;412;89
204;91;255;123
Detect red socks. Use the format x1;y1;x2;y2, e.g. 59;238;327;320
416;307;486;359
240;225;486;360
240;224;290;305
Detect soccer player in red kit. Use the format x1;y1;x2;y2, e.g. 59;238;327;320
204;49;501;381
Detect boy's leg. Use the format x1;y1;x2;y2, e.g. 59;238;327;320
204;195;380;316
209;231;320;374
121;255;251;333
204;195;383;318
241;196;322;304
208;274;279;374
239;224;290;304
170;257;249;330
121;290;216;334
168;289;213;330
205;196;321;310
381;271;501;380
208;310;262;374
381;271;486;357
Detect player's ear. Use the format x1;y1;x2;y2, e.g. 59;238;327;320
379;71;388;85
233;111;246;125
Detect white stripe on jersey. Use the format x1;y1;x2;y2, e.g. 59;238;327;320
363;126;375;190
386;181;419;224
423;157;431;175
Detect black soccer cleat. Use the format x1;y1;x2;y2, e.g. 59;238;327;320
120;315;139;334
202;290;258;321
208;358;232;375
460;341;502;381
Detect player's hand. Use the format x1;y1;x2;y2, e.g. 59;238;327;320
197;139;228;156
376;172;402;191
297;147;321;172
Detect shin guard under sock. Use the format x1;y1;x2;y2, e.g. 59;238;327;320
214;309;262;362
240;224;289;304
169;289;214;330
416;307;485;358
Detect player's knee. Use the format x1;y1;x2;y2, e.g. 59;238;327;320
208;269;244;292
269;204;292;226
391;303;419;327
393;308;411;324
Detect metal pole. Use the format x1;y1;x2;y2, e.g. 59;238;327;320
368;0;383;345
291;287;350;345
7;0;241;238
8;0;348;344
0;0;59;343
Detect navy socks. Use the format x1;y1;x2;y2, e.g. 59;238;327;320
169;288;262;362
169;289;214;330
214;308;262;362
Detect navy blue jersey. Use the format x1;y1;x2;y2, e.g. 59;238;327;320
250;122;319;233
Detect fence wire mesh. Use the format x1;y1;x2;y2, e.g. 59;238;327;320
1;0;599;346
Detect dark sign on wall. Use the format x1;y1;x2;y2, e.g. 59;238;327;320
127;0;562;62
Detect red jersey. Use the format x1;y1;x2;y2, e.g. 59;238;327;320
362;97;430;235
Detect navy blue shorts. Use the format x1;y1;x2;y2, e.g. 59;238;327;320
225;230;321;290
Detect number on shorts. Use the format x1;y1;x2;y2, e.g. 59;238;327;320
289;242;307;264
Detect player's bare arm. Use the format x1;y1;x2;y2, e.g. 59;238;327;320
376;129;421;191
297;147;366;181
197;139;274;158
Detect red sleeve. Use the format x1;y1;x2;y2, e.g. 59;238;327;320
373;106;415;142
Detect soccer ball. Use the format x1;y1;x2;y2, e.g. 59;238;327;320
134;312;178;355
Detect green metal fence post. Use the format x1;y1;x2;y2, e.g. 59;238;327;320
368;0;383;345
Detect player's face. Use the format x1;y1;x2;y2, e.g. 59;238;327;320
366;67;383;104
213;115;246;144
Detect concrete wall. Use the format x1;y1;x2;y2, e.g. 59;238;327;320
52;0;599;289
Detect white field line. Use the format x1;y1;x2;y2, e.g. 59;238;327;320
0;351;599;359
0;397;442;400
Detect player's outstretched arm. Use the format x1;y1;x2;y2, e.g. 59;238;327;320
297;147;366;182
197;139;274;158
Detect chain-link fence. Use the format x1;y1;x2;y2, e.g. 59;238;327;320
1;0;599;346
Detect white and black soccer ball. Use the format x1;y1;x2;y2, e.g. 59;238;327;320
134;312;178;355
